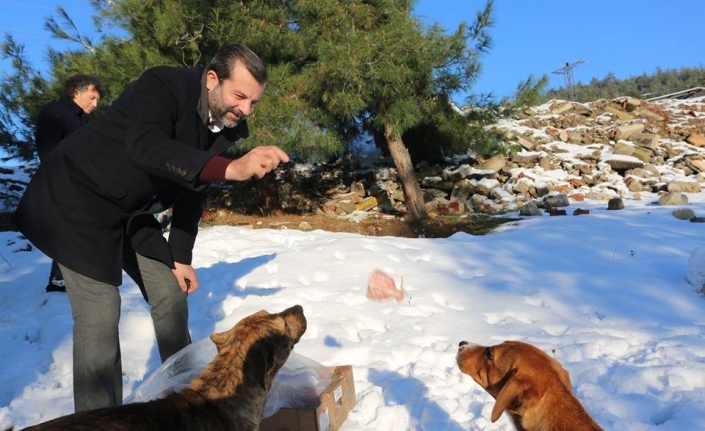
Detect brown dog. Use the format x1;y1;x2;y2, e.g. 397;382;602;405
456;340;604;431
20;305;307;431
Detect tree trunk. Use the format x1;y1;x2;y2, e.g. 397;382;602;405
384;123;428;221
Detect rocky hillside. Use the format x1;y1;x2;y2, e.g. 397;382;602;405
267;95;705;219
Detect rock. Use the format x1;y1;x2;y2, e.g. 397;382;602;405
672;209;696;220
605;105;633;120
667;181;702;193
350;181;366;196
615;123;646;141
511;152;542;164
612;140;635;156
298;221;314;231
631;133;660;150
479;155;507;173
686;132;705;147
441;164;473;182
603;155;645;171
544;193;570;208
355;196;381;212
337;200;357;214
519;202;543;216
657;192;688;206
474;178;501;196
548;208;567;216
685;157;705;173
630;147;652;163
607;197;624;210
421;176;455;191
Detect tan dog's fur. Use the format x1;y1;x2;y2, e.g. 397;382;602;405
20;305;307;431
456;340;604;431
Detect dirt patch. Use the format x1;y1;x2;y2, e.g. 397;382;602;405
201;210;518;238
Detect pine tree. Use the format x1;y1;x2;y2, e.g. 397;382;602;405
291;0;495;221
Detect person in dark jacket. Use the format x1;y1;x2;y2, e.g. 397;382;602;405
14;44;289;412
35;74;104;292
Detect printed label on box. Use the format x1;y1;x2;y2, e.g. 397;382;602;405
318;406;330;431
333;385;343;405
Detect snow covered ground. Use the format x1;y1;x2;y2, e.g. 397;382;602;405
1;192;704;430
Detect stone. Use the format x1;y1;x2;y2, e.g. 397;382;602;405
607;197;624;210
605;105;633;120
298;221;314;231
614;123;645;141
612;140;635;156
350;181;366;196
672;209;696;220
686;132;705;147
631;132;660;150
657;192;688;206
519;202;542;216
548;208;567;216
544;193;570;208
604;156;645;171
479;155;507;173
667;181;701;193
355;196;381;212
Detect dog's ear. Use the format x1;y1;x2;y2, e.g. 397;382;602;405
491;376;530;423
252;340;276;389
210;332;227;351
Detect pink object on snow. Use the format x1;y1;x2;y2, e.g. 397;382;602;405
366;269;405;302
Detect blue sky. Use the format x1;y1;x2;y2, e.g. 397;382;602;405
0;0;703;101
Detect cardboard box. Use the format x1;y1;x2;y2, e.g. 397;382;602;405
260;365;356;431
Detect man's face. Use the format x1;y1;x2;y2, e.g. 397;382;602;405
73;85;100;115
206;60;266;128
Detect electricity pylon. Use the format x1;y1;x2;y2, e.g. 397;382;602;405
552;60;586;101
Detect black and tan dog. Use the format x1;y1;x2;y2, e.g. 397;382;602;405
457;340;604;431
20;305;307;431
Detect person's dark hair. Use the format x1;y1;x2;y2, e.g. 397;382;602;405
206;44;267;85
63;74;104;99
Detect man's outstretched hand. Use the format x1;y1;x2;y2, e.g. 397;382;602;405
225;146;290;181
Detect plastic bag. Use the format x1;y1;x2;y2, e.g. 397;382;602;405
126;337;217;403
125;337;333;418
262;351;333;417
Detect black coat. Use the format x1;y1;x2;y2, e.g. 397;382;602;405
35;96;87;162
14;66;249;285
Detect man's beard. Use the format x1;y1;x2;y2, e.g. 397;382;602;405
209;86;242;128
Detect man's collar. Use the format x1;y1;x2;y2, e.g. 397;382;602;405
61;96;85;117
197;69;209;126
207;111;223;133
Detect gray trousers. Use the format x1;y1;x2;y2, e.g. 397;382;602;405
59;252;191;412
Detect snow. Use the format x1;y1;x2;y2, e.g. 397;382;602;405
2;192;705;430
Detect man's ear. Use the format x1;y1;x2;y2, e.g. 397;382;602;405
206;70;219;91
491;377;530;422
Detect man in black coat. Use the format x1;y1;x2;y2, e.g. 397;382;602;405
35;74;104;292
14;44;289;412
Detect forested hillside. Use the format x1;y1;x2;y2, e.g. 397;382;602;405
542;66;704;102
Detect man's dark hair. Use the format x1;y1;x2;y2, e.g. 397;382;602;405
63;74;104;99
206;44;267;85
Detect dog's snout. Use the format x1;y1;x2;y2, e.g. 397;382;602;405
280;305;307;339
